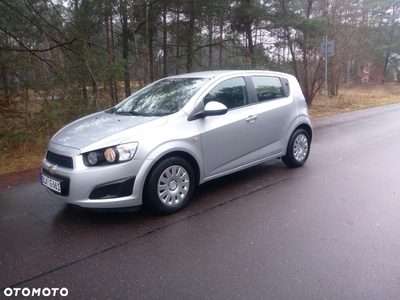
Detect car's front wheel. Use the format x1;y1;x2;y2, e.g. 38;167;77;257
282;129;310;168
144;157;195;214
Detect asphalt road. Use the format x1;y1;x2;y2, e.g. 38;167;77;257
1;103;400;299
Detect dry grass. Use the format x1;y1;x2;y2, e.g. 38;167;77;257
0;149;44;176
1;83;400;177
309;83;400;118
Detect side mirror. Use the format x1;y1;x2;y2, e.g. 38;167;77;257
188;101;228;121
204;101;228;116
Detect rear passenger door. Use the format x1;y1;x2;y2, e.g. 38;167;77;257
250;76;297;158
196;77;259;179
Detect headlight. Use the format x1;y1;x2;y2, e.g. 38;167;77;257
87;152;99;165
116;143;138;162
85;142;138;166
104;148;117;163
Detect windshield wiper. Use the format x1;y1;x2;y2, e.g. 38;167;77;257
115;110;155;116
108;107;165;117
105;107;117;114
115;111;137;116
105;107;144;116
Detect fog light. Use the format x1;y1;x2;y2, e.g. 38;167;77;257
104;148;117;163
87;152;98;165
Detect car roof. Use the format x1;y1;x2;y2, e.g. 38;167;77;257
168;70;292;80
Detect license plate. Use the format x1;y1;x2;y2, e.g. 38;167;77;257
40;173;61;193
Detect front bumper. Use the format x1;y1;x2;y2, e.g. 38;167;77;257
41;144;149;209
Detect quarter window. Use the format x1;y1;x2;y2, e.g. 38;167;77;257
204;77;248;109
251;76;285;102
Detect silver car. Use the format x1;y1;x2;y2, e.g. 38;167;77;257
40;70;312;214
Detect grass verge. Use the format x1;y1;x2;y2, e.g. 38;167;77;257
308;83;400;118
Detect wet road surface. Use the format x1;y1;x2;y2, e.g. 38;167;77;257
1;103;400;299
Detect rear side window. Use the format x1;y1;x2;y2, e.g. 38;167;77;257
204;77;248;109
251;76;285;102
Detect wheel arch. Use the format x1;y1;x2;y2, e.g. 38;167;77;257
281;122;312;158
145;150;201;187
142;151;200;213
281;124;312;168
294;123;313;143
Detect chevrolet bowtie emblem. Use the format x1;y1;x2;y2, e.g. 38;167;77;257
48;165;57;175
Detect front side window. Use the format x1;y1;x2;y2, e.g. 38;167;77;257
114;78;208;116
251;76;285;102
203;77;248;109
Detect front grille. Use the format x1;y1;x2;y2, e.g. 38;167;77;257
46;151;73;169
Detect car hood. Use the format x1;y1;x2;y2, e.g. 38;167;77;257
50;111;165;150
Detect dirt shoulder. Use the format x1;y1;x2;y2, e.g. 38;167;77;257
0;167;41;188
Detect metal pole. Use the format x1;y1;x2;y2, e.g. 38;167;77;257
324;35;328;109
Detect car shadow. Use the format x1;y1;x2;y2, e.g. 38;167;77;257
51;159;292;228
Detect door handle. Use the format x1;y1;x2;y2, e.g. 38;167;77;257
246;115;258;123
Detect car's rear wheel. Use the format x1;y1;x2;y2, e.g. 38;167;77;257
282;129;310;168
145;157;195;214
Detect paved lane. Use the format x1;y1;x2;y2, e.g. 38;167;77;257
1;104;400;299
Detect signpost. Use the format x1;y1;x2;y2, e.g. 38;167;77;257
321;36;334;109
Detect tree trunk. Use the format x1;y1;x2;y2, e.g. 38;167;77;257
208;21;213;68
175;7;181;74
110;18;118;104
145;3;155;83
162;5;168;78
82;83;88;103
219;19;223;68
121;0;131;98
245;0;254;65
105;14;114;106
186;0;196;73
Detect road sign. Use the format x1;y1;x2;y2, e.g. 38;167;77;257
321;40;334;57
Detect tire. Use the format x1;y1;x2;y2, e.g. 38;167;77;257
144;157;195;214
281;129;310;168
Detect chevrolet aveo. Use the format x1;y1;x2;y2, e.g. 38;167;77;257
40;70;312;214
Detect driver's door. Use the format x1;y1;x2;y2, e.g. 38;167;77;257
196;77;260;179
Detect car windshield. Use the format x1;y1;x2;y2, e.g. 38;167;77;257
111;78;208;116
